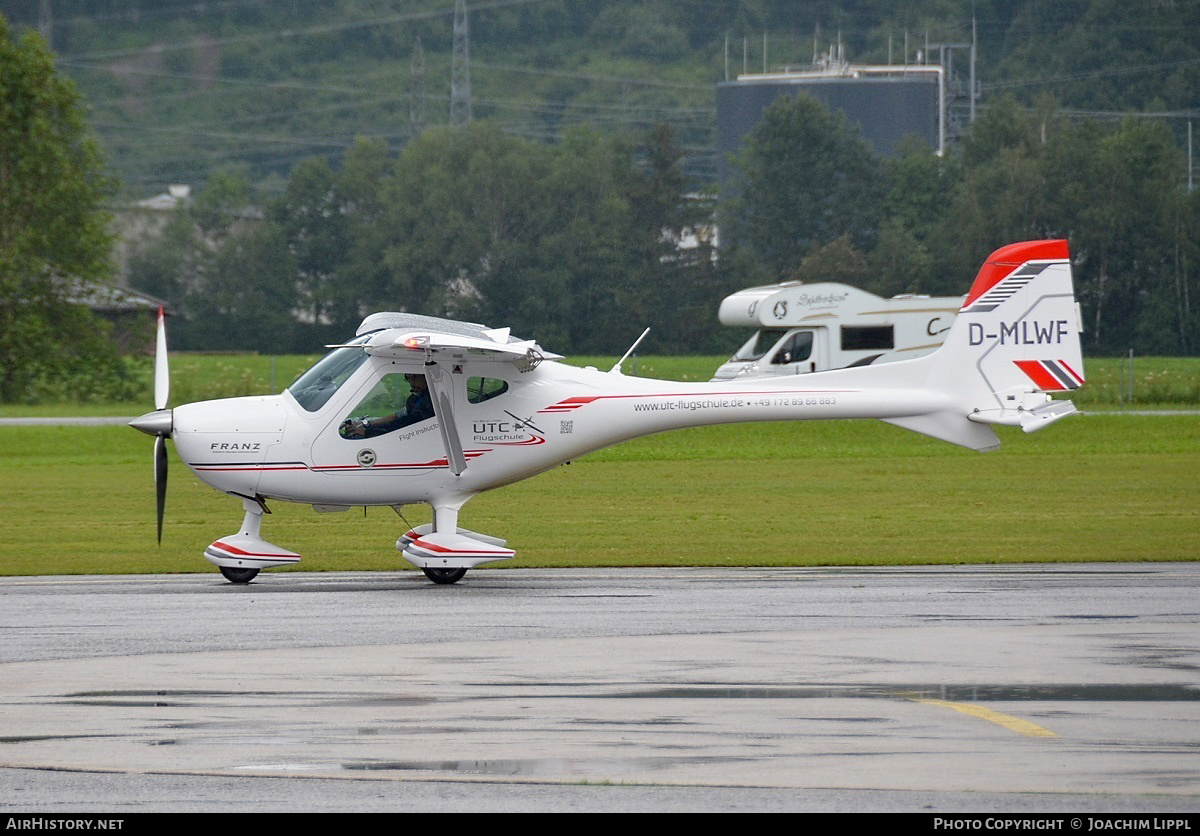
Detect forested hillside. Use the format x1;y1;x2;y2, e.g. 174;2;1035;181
2;0;1198;362
10;0;1198;194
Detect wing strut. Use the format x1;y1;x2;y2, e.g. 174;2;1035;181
424;363;467;475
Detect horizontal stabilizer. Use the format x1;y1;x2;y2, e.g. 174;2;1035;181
967;399;1078;433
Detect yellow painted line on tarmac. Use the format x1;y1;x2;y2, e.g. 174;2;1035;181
913;698;1058;738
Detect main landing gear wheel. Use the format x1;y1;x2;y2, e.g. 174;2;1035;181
220;566;260;584
422;567;467;585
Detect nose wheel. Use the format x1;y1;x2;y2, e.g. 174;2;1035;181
421;567;467;585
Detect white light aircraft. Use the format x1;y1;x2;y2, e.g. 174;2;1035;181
131;239;1085;584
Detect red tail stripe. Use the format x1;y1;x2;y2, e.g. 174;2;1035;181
1059;360;1085;385
1014;360;1067;391
963;240;1069;309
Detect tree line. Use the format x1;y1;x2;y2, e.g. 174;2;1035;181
128;122;730;356
0;16;138;403
130;92;1199;360
724;94;1199;357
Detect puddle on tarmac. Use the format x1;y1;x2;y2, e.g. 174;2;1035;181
341;756;742;776
48;683;1200;710
53;689;431;708
0;734;120;744
601;684;1200;701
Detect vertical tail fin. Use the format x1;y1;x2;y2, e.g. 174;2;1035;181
951;239;1084;428
883;239;1085;449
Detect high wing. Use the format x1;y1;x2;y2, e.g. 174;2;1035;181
357;311;562;370
354;313;561;474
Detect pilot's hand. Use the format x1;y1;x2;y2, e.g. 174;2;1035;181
340;418;367;439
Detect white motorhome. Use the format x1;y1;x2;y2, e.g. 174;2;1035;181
711;281;962;380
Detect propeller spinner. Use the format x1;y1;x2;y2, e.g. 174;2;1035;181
128;306;173;543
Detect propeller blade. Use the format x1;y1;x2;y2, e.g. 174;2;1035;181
154;305;170;411
154;433;168;545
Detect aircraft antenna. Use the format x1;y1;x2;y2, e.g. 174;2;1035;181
609;327;650;374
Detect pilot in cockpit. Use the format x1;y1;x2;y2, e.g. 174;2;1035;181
340;373;434;439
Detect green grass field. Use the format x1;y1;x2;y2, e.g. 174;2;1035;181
0;353;1197;416
1;351;1196;575
1;411;1196;576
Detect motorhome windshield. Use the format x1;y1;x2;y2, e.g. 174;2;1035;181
732;329;788;362
287;337;371;412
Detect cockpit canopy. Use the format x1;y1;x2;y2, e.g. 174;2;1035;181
288;336;371;412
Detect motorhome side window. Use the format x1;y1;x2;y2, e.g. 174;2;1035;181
841;326;894;351
770;331;813;365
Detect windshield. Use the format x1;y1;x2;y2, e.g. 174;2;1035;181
287;337;371;412
731;329;787;362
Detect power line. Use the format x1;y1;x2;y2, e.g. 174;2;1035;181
474;62;712;92
60;0;548;62
983;57;1200;91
